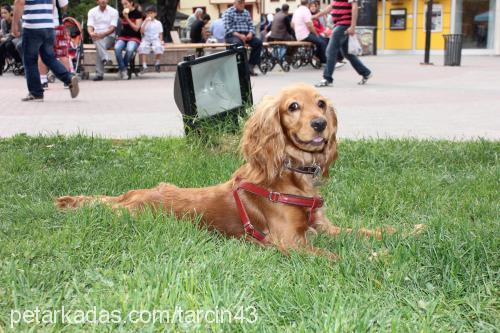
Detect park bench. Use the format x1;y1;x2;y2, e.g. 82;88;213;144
78;38;316;79
79;41;228;79
259;41;318;74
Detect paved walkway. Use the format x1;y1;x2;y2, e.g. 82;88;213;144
1;55;499;140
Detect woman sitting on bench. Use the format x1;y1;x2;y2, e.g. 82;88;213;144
115;0;142;79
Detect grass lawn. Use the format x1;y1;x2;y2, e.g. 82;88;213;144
0;134;498;332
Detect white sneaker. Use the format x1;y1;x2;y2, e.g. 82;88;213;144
358;73;373;85
118;70;127;79
315;79;333;88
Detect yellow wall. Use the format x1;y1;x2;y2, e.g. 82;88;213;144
415;0;451;50
377;0;414;50
377;0;451;51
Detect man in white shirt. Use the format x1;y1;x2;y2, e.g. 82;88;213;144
87;0;118;81
291;0;326;63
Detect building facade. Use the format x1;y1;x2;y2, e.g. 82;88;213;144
262;0;500;55
377;0;499;55
177;0;499;54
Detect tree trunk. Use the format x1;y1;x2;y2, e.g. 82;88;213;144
157;0;179;42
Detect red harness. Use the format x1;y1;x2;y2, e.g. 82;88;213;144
232;179;324;243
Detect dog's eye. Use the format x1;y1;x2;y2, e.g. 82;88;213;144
317;100;326;109
288;102;300;112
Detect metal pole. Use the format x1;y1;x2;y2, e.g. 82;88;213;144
423;0;433;64
381;0;385;53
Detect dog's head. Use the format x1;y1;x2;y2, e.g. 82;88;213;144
241;83;338;183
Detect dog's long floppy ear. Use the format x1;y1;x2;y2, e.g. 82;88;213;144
321;104;339;178
241;95;285;184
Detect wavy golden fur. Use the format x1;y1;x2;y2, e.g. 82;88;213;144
56;84;390;259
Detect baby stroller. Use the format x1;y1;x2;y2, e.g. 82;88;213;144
63;17;87;79
47;16;86;82
1;37;23;75
3;56;24;76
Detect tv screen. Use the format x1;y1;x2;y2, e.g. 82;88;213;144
174;46;252;131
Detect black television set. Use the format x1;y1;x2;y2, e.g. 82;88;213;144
174;46;253;131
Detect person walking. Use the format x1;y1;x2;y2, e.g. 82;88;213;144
12;0;79;101
38;0;71;89
314;0;371;87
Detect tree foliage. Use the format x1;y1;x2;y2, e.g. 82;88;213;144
67;0;179;42
5;0;179;41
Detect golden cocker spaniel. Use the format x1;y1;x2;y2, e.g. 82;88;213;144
56;83;389;259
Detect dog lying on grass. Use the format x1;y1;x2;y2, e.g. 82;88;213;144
56;84;393;259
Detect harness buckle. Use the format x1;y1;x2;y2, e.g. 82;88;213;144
313;164;322;178
268;191;280;202
243;222;254;233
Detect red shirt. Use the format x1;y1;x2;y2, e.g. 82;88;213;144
331;0;353;26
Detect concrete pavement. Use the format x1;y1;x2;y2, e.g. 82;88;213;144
1;55;499;140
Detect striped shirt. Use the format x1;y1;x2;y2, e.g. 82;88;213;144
22;0;54;29
331;0;355;26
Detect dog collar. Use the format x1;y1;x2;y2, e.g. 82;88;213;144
284;158;322;178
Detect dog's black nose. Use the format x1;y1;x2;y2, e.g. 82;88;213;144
310;118;327;132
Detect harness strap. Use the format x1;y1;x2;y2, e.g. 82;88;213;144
233;179;324;243
232;188;268;243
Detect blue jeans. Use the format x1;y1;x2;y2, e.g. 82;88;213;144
272;45;287;61
304;33;327;63
22;28;73;97
114;40;138;71
323;25;371;83
225;35;262;65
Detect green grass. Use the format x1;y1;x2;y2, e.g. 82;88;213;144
0;134;498;332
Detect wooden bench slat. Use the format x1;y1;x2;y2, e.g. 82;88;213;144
78;40;315;77
82;41;313;51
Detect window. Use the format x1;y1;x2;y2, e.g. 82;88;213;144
455;0;496;49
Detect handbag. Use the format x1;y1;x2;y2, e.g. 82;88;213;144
348;35;362;56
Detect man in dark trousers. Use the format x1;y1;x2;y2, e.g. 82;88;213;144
12;0;79;101
223;0;262;76
314;0;371;87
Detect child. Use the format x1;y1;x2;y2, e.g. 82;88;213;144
138;5;164;73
